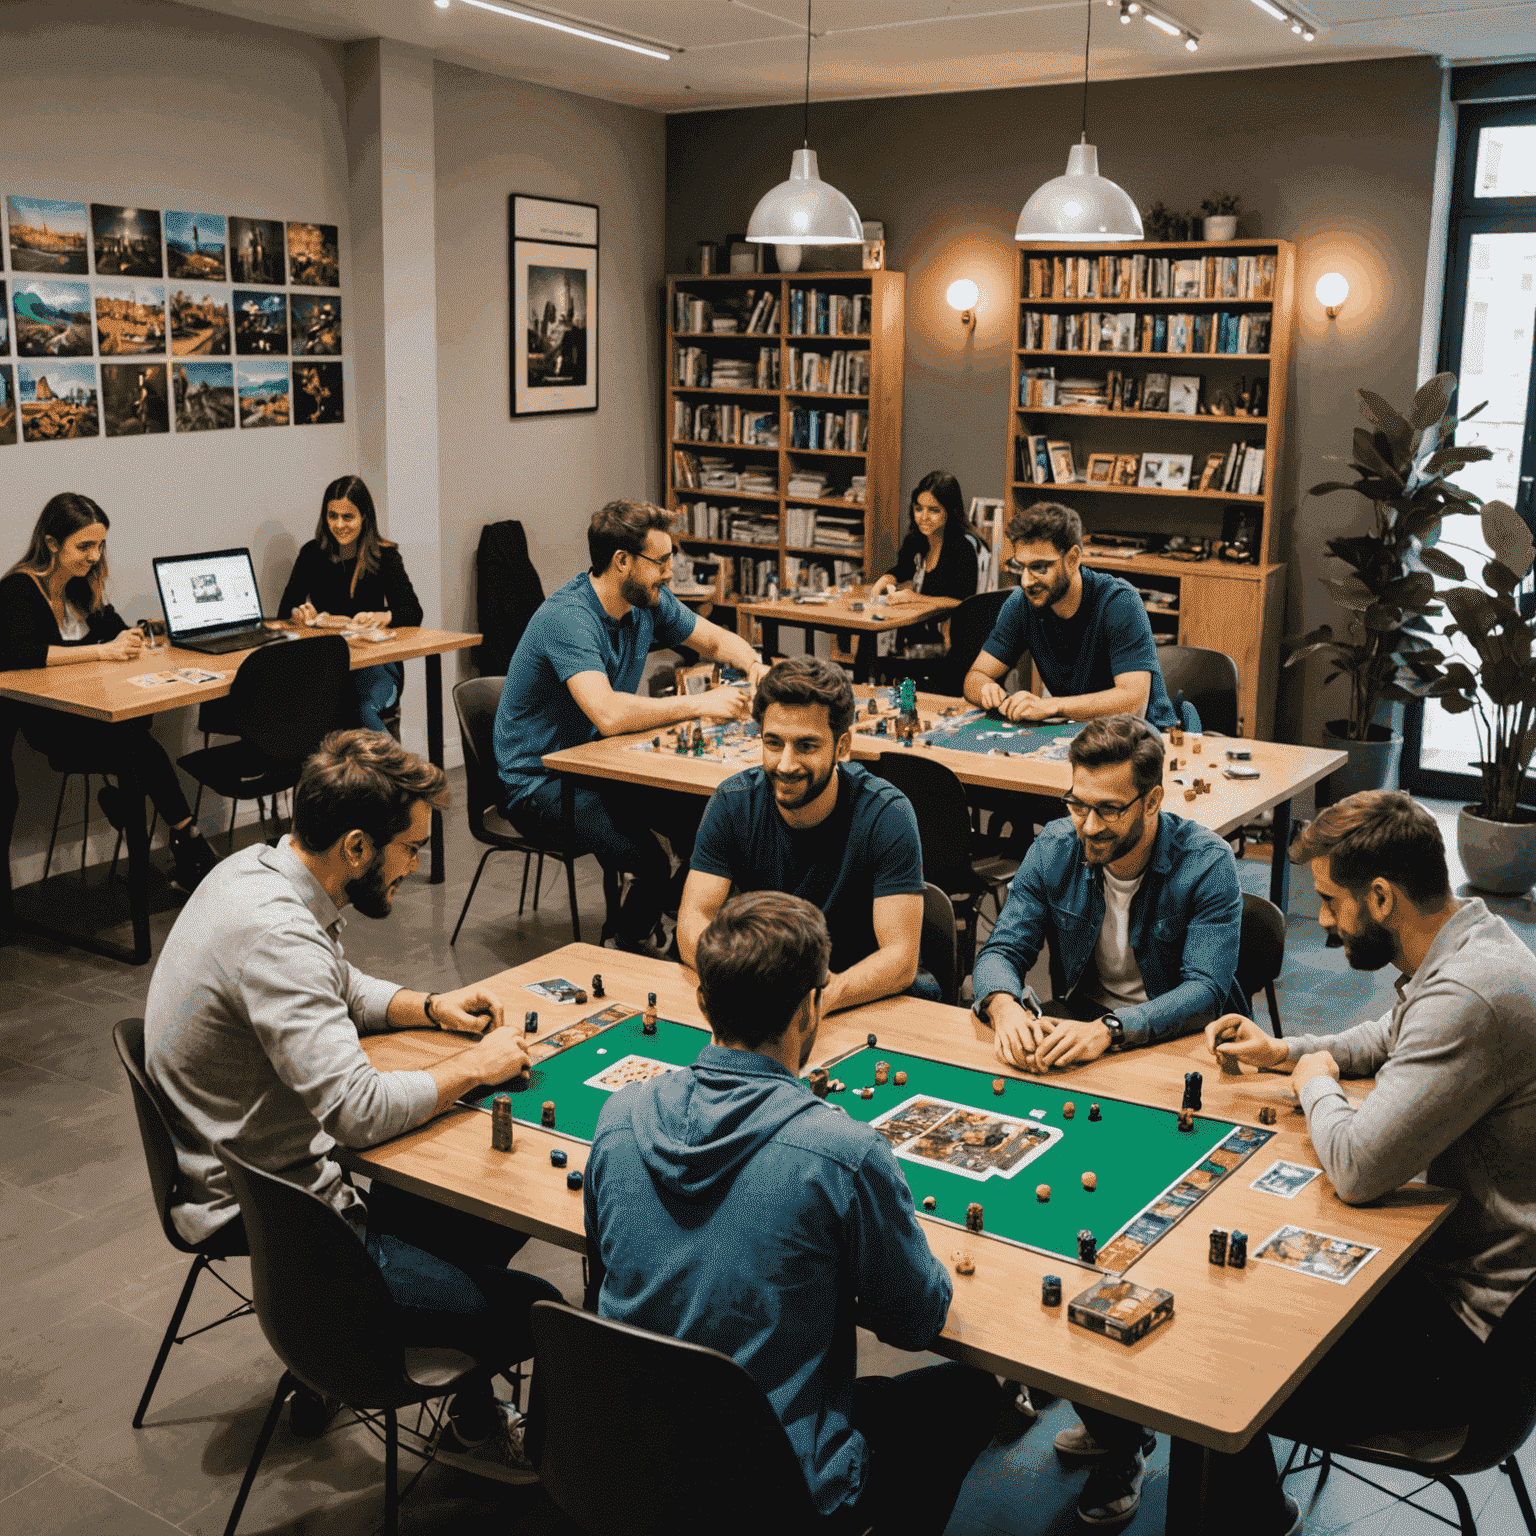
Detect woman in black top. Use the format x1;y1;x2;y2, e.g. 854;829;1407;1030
1;494;218;891
869;470;978;661
277;475;423;733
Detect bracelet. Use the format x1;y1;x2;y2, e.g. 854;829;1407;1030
424;992;440;1025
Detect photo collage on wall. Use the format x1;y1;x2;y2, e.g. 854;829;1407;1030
0;194;343;446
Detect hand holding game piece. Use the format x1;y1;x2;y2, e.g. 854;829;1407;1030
1034;1014;1116;1070
999;688;1047;722
974;678;1007;713
1206;1013;1290;1073
431;985;505;1036
698;684;752;722
987;994;1048;1071
1292;1050;1341;1095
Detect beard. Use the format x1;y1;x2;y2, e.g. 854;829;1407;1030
345;848;396;919
1338;910;1397;971
770;758;837;813
1081;804;1146;867
620;573;659;609
1025;566;1072;608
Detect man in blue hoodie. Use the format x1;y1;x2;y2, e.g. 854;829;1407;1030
584;890;1003;1531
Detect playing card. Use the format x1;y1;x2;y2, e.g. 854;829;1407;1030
1254;1223;1379;1284
1250;1160;1322;1199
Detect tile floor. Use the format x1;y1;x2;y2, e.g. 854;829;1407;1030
0;783;1532;1535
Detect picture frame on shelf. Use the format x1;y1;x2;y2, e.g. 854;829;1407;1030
511;193;599;417
1160;453;1194;491
1198;450;1228;490
1113;453;1141;486
1047;440;1076;484
1028;434;1052;484
1141;372;1170;412
1137;454;1166;488
1085;453;1117;484
1168;375;1201;415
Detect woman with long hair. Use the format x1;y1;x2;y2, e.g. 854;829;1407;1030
277;475;423;733
1;493;218;891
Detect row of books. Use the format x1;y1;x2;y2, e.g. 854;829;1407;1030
674;346;780;388
722;512;779;546
671;401;778;446
786;347;869;395
674;501;770;540
784;505;865;548
789;408;869;452
1017;435;1266;495
786;468;831;499
672;289;781;334
1021;366;1269;416
735;557;780;597
672;450;778;495
783;557;861;591
1021;309;1272;355
786;289;871;337
1022;253;1277;302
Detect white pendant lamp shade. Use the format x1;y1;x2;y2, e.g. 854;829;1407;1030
746;148;862;245
1016;136;1144;242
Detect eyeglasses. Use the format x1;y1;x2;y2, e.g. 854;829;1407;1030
630;549;674;571
1062;790;1147;824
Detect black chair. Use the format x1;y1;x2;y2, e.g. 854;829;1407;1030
1284;1278;1536;1536
1160;644;1241;737
922;883;960;1006
450;675;583;945
868;752;1016;985
111;1019;254;1429
218;1146;490;1536
941;588;1014;698
178;636;350;850
40;763;140;883
1237;892;1286;1038
529;1299;836;1533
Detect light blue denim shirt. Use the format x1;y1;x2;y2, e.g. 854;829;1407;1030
973;812;1247;1046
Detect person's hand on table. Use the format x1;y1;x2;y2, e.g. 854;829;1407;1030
99;630;144;663
885;588;923;606
974;678;1007;713
869;574;897;599
988;995;1047;1071
347;611;392;631
1001;690;1054;723
458;1026;533;1087
1033;1014;1114;1070
1292;1050;1341;1098
291;602;319;626
697;684;752;722
1206;1014;1291;1072
434;985;505;1036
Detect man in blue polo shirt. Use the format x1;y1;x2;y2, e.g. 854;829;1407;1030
677;657;929;1011
585;889;1003;1531
494;499;763;951
964;502;1177;729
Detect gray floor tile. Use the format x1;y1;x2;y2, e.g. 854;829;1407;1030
0;1463;182;1534
0;1427;56;1504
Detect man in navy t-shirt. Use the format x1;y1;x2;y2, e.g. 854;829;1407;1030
964;502;1176;730
678;658;927;1012
493;499;764;951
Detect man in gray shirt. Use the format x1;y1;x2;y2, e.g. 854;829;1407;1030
147;731;561;1482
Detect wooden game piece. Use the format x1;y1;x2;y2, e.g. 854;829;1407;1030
574;989;587;1005
491;1094;514;1152
1209;1228;1229;1266
867;1033;878;1047
1177;1107;1195;1131
1191;734;1204;755
592;973;604;998
1088;1103;1101;1121
652;735;661;749
808;1068;830;1099
1169;727;1184;747
894;1070;906;1086
966;1202;984;1232
1259;1106;1277;1125
867;697;878;717
858;1086;874;1100
1081;1171;1097;1191
1036;1183;1050;1202
643;992;658;1034
524;1010;538;1033
922;1195;936;1211
1184;788;1197;802
1228;1230;1248;1268
955;1255;975;1276
831;1079;845;1093
1042;1275;1062;1306
550;1148;568;1167
1062;1101;1075;1119
992;1077;1005;1096
1183;1071;1203;1112
874;1061;890;1085
1077;1229;1097;1265
541;1101;556;1128
566;1169;583;1191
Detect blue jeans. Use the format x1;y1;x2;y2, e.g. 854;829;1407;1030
353;661;403;734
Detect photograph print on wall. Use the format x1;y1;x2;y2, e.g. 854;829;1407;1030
19;360;99;441
13;279;94;357
90;205;163;278
510;196;598;417
228;217;284;286
293;360;343;425
234;290;288;355
0;366;15;446
94;281;166;355
101;361;169;436
290;293;340;355
0;282;8;356
287;222;338;287
237;360;289;427
7;197;89;274
172;360;234;432
170;287;231;355
165;211;227;282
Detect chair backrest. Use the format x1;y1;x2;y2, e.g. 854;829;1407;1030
865;752;980;896
921;883;960;1006
1236;892;1286;1003
225;634;351;762
1461;1275;1536;1468
112;1017;201;1257
942;588;1014;697
218;1146;417;1408
529;1300;822;1531
1159;644;1240;737
475;519;545;677
453;675;507;840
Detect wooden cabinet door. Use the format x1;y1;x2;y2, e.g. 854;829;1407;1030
1176;574;1263;738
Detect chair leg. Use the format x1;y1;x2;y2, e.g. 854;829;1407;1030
1503;1456;1536;1535
564;852;582;944
1438;1473;1478;1536
384;1406;399;1536
451;848;498;947
532;851;545;911
223;1371;294;1536
80;774;92;875
1266;980;1284;1039
228;797;241;855
517;851;533;917
43;774;70;883
133;1253;210;1428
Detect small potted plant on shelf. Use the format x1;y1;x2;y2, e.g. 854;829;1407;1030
1200;193;1242;241
1418;499;1536;893
1284;372;1490;803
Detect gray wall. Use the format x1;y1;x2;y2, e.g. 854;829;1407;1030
434;60;667;652
664;56;1445;742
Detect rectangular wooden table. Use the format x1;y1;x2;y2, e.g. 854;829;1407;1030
0;624;478;964
346;942;1457;1536
735;587;959;682
542;687;1346;913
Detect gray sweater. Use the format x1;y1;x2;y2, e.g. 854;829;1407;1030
1290;898;1536;1342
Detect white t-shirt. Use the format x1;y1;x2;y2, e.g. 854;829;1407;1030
58;603;88;641
1086;866;1149;1012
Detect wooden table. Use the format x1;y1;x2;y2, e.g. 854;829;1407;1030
736;586;959;682
0;624;478;964
346;943;1457;1535
542;687;1346;912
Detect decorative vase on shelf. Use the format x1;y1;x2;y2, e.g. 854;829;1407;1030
775;243;804;273
1202;216;1239;241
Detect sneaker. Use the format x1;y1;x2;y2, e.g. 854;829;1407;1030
169;825;218;894
1077;1451;1145;1527
432;1401;538;1485
288;1386;340;1438
1054;1420;1158;1460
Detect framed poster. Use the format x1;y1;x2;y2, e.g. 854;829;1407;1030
511;194;597;417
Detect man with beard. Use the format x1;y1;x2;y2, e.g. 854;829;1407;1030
963;502;1177;728
146;731;563;1481
676;657;930;1009
1169;789;1536;1533
493;499;763;952
970;714;1246;1527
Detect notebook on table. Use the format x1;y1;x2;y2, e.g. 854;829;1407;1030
153;548;287;656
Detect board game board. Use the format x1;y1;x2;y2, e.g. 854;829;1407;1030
625;719;763;766
855;706;1082;761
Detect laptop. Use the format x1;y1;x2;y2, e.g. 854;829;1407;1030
153;547;288;655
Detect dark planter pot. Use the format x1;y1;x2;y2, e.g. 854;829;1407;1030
1458;805;1536;895
1316;721;1402;807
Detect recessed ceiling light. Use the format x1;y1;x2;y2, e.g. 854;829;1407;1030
456;0;671;60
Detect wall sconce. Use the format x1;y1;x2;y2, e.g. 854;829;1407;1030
946;278;979;328
1315;271;1349;319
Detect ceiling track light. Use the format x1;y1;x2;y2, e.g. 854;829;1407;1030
1127;1;1201;49
455;0;673;60
1248;0;1319;40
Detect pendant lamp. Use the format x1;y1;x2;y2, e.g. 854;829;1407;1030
1016;1;1143;242
746;1;861;246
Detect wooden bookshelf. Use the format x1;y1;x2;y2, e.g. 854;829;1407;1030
1007;239;1297;739
664;271;906;625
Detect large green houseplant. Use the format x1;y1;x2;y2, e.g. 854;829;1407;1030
1285;371;1490;799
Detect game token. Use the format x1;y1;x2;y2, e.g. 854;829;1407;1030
922;1195;936;1211
894;1070;906;1086
1062;1102;1075;1120
874;1061;890;1086
642;993;658;1034
1259;1106;1277;1125
966;1202;984;1232
992;1077;1005;1096
652;736;660;749
1088;1103;1101;1122
524;1010;538;1033
541;1101;556;1128
1177;1108;1195;1132
1183;1071;1203;1112
1035;1184;1050;1203
867;1033;878;1048
566;1169;583;1191
1042;1275;1062;1306
955;1255;975;1276
1077;1230;1097;1265
831;1079;845;1093
1208;1227;1229;1266
867;698;878;717
596;1047;607;1055
550;1148;568;1167
1184;788;1197;802
1081;1171;1097;1192
491;1094;514;1152
858;1086;874;1100
1228;1230;1248;1269
574;989;588;1005
592;973;605;998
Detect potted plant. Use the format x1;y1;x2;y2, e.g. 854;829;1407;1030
1200;193;1242;241
1417;499;1536;893
1284;372;1491;802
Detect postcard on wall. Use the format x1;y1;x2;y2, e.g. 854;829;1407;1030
13;279;93;357
170;288;231;357
171;361;235;432
292;361;343;426
0;366;16;447
287;222;339;287
7;196;89;274
290;293;341;355
101;361;169;437
236;359;289;428
95;281;166;356
228;217;285;286
91;205;163;279
18;360;99;442
166;212;227;282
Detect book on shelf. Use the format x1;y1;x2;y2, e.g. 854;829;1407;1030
1021;306;1270;355
710;317;739;334
1167;375;1201;415
1141;372;1170;412
786;347;870;395
673;400;779;446
675;347;711;386
725;512;779;545
1056;376;1107;409
673;288;782;335
786;468;831;499
1019;366;1057;407
734;556;780;597
786;288;870;337
738;467;779;495
783;556;861;592
710;358;757;389
1022;251;1276;303
790;407;868;452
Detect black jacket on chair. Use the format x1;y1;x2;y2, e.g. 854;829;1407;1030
475;520;545;677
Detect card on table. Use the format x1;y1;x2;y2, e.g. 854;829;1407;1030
127;670;181;688
1250;1160;1322;1199
525;976;585;1002
524;1008;634;1064
173;667;224;684
583;1054;684;1093
1254;1223;1379;1284
870;1095;1059;1182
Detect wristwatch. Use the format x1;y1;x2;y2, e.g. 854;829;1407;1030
1101;1013;1126;1050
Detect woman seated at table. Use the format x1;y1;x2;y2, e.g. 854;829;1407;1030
1;493;218;892
867;470;979;680
277;474;423;734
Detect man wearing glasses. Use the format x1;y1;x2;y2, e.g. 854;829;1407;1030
969;714;1245;1524
963;503;1178;729
494;499;765;954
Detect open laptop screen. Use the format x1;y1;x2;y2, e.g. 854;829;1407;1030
154;548;264;639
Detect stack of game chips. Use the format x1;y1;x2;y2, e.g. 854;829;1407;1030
492;1093;515;1152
